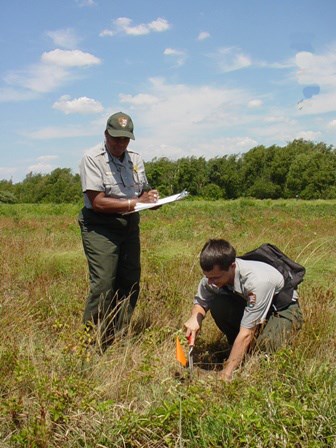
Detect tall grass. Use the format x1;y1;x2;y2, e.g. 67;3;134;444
0;200;335;447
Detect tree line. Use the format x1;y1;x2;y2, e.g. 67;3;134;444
1;139;335;204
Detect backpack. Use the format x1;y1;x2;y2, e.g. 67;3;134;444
239;243;306;311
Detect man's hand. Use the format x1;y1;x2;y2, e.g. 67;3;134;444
184;315;200;346
219;370;233;382
138;189;159;204
219;326;256;382
184;305;206;346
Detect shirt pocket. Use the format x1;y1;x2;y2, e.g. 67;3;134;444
133;170;147;194
103;173;124;198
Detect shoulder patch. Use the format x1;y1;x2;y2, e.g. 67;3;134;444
247;292;256;308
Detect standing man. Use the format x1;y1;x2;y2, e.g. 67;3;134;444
184;239;303;381
78;111;159;350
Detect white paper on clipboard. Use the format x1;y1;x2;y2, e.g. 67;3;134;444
123;190;189;215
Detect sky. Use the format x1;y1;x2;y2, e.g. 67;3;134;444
1;0;336;182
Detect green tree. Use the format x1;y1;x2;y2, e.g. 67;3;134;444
207;155;242;199
286;149;336;199
240;145;269;192
15;172;47;203
0;179;15;192
15;169;81;203
247;178;282;199
4;139;335;202
145;158;177;196
42;168;82;203
0;191;17;203
173;157;207;195
200;183;223;200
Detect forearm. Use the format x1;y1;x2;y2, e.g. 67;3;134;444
87;189;158;214
91;195;137;214
191;304;206;319
221;327;255;380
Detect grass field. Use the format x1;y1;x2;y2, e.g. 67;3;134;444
0;199;335;447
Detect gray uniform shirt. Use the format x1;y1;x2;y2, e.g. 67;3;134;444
194;258;285;329
79;143;148;209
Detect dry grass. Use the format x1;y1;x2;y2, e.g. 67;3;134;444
0;199;335;447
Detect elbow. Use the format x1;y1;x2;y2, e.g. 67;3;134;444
92;203;104;213
90;196;106;213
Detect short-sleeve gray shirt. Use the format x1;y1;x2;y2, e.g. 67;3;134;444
194;259;285;329
79;144;148;209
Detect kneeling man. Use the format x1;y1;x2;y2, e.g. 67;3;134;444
184;239;303;382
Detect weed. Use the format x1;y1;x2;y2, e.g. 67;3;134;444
0;200;335;447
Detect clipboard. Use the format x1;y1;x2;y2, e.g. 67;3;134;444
123;190;189;215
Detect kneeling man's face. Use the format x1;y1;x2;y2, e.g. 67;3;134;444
203;263;235;288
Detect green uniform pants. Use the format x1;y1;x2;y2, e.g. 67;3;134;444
209;292;303;351
78;208;141;346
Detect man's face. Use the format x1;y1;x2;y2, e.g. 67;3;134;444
105;132;130;159
203;263;235;288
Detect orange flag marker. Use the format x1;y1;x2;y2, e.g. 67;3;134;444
176;336;187;367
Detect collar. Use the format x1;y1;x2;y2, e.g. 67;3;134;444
103;144;133;167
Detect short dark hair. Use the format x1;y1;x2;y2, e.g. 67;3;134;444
200;239;236;272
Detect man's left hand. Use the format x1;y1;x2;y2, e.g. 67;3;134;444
219;369;233;382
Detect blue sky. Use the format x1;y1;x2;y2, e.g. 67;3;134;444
1;0;336;182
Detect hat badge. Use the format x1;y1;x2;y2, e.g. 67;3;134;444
118;117;128;128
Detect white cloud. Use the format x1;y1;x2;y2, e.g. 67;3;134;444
163;48;186;66
139;137;258;162
0;167;17;178
119;93;159;106
53;95;104;114
197;32;210;41
41;49;101;67
295;48;336;88
163;48;183;56
211;47;252;72
5;64;69;93
76;0;96;6
295;130;322;141
263;114;295;124
99;29;114;37
100;17;171;37
149;18;171;32
25;124;101;140
296;90;336;115
0;87;38;102
327;119;336;128
248;99;263;108
3;49;101;96
251;123;296;142
250;112;318;144
27;162;54;174
257;60;294;70
118;78;259;160
27;155;59;175
46;28;81;50
36;155;59;162
197;136;258;156
122;77;250;129
286;45;336;115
